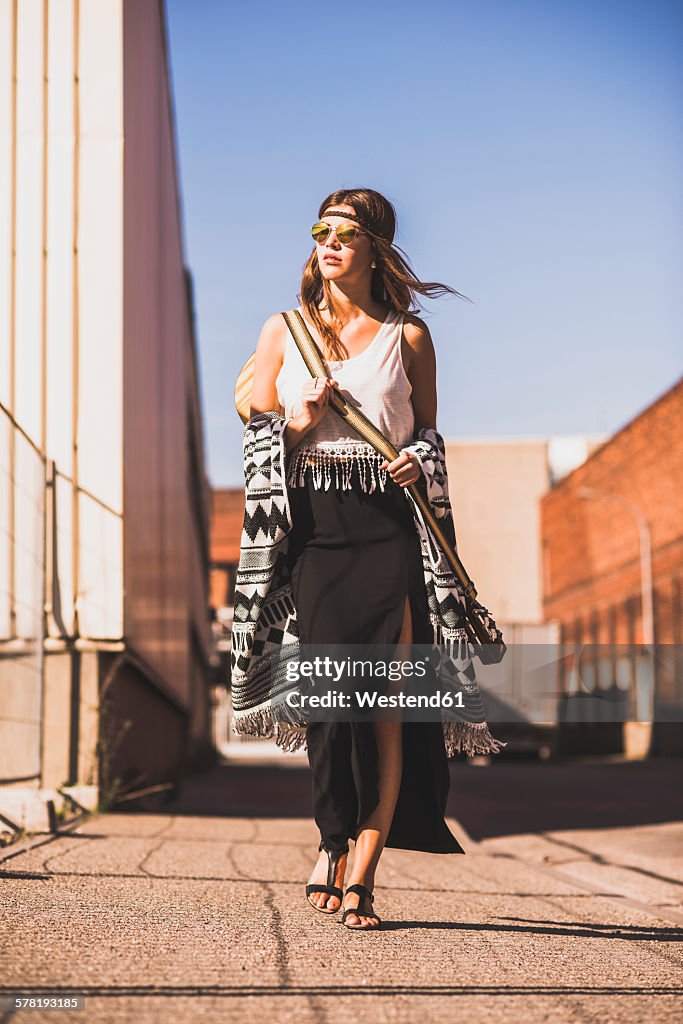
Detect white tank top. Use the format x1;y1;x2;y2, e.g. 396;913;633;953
275;305;415;492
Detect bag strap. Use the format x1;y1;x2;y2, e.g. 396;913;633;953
281;309;505;660
282;309;404;467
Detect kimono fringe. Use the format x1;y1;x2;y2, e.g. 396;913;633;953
231;699;309;752
286;442;389;493
442;719;508;757
274;723;308;752
232;702;507;757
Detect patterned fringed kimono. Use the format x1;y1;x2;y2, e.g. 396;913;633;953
230;411;507;757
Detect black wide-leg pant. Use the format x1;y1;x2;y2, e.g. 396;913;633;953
285;460;464;855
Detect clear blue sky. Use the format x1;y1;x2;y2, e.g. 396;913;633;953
165;0;682;488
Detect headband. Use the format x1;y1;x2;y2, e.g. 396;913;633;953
321;209;367;228
319;208;390;243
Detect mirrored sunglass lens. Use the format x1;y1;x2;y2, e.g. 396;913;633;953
336;225;357;243
311;223;330;242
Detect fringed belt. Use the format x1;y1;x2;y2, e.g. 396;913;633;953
286;441;394;493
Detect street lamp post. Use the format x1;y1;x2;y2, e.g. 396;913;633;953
577;487;655;758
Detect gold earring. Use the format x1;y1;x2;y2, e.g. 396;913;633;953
370;260;377;268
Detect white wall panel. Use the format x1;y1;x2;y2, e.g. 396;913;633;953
14;0;44;443
77;491;123;638
45;0;75;476
0;0;14;407
0;413;11;636
13;435;44;640
77;0;123;514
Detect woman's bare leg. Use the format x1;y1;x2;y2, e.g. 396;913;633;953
343;596;413;927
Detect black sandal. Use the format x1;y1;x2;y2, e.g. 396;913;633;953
341;883;382;930
305;839;349;914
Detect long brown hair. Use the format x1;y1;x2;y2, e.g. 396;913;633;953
299;187;471;361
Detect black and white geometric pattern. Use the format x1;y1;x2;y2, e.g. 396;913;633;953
230;411;507;757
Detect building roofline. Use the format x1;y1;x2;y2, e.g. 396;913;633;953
548;375;683;493
442;434;607;445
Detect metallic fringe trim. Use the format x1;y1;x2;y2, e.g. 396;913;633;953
286;442;389;493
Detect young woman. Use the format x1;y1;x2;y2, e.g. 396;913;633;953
247;188;473;932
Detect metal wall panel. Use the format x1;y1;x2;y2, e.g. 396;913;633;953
0;0;13;407
77;0;123;515
1;0;211;783
0;414;45;781
14;0;43;444
46;0;76;478
121;0;211;706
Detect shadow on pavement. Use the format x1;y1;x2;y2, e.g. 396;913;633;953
127;753;683;844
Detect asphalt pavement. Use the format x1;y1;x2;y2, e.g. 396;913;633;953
1;753;682;1023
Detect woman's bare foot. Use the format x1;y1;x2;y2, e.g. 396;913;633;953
307;846;348;911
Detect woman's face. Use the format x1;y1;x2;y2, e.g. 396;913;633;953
315;205;374;282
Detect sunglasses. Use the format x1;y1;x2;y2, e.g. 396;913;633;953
311;221;366;246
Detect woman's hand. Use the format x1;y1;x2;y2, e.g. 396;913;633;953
299;376;339;431
379;450;422;488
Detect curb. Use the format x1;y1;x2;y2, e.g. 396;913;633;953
0;809;96;864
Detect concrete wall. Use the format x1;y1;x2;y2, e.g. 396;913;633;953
444;439;551;625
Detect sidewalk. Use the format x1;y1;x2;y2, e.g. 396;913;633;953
1;758;681;1023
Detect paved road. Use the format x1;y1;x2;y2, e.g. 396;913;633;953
1;755;681;1022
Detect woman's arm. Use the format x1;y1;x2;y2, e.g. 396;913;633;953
248;315;310;452
248;314;332;453
248;314;286;416
402;314;438;432
380;315;438;487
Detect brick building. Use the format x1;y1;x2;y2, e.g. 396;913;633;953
208;488;244;691
541;377;683;755
209;489;245;614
